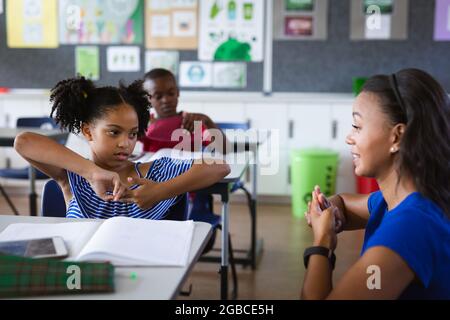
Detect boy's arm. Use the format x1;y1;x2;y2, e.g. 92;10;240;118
14;132;127;201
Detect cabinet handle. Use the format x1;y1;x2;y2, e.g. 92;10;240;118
245;166;250;183
288;165;291;185
288;120;294;139
332;120;338;139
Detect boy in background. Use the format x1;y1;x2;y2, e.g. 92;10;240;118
141;68;228;153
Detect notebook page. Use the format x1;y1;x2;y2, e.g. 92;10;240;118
76;217;194;266
0;221;101;259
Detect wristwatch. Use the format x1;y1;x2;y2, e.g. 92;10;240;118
303;246;336;270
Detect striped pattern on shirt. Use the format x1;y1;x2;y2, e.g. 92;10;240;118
66;157;193;220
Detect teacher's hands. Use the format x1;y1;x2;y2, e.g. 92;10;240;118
305;186;346;233
306;188;338;251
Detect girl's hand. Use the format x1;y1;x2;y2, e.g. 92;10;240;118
88;167;128;202
306;189;338;251
120;177;160;209
312;185;346;233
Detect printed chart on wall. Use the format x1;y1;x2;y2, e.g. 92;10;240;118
179;61;212;87
350;0;409;40
145;0;198;49
107;46;141;72
213;62;246;88
145;50;180;75
434;0;450;41
75;46;100;80
274;0;329;40
199;0;264;61
6;0;58;48
59;0;144;44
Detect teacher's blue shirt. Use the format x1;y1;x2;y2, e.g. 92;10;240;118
361;191;450;300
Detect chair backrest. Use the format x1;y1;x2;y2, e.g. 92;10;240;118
16;117;57;129
17;117;68;145
164;193;190;221
216;121;250;131
41;180;67;217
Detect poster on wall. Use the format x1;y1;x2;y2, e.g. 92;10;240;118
350;0;409;40
107;46;141;72
145;50;180;75
145;0;198;49
274;0;329;40
212;62;246;88
6;0;58;48
75;46;100;80
198;0;264;62
59;0;144;44
434;0;450;41
179;61;212;87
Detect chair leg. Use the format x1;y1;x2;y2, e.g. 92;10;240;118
0;185;19;215
217;225;238;300
239;186;257;269
228;233;238;300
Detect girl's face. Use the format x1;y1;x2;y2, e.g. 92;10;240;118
82;103;139;168
346;92;398;178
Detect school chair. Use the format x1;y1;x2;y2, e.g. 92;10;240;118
216;121;258;269
0;117;67;215
41;179;66;217
188;193;238;300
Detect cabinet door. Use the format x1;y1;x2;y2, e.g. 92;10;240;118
256;147;289;195
0;98;5;167
3;97;48;127
244;103;288;195
178;101;204;114
245;102;288;137
331;101;356;193
3;97;49;168
203;102;247;123
287;102;332;149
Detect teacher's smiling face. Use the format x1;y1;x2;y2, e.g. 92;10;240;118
345;91;397;179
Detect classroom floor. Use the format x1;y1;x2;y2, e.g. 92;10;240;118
0;192;365;300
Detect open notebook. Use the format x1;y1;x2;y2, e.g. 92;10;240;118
0;217;194;267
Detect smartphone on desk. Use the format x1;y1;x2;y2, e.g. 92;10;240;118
0;237;68;259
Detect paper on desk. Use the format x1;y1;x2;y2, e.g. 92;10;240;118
0;221;101;259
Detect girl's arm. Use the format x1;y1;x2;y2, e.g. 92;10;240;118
14;132;127;201
123;160;230;209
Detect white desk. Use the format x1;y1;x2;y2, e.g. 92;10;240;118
0;216;212;300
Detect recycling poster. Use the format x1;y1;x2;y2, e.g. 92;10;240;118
198;0;264;62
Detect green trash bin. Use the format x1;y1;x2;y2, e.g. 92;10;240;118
290;148;339;218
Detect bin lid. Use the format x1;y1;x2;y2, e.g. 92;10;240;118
291;148;339;158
